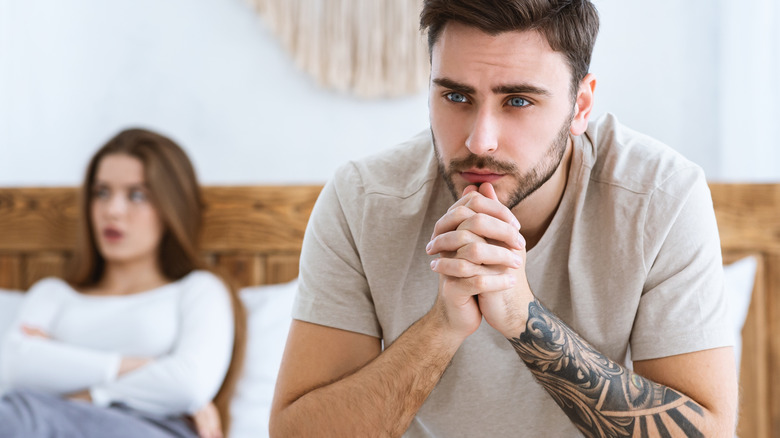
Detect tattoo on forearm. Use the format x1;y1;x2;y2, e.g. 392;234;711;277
508;299;704;438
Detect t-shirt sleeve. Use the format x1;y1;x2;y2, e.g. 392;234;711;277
630;166;733;361
293;162;382;338
0;278;121;394
90;272;235;415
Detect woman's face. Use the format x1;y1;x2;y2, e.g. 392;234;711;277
90;154;165;266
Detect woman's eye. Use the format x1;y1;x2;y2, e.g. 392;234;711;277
129;190;147;203
446;92;468;103
508;97;529;107
93;187;110;200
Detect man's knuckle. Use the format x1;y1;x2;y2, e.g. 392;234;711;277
465;243;485;261
454;259;472;276
454;205;473;219
471;276;489;290
466;213;482;228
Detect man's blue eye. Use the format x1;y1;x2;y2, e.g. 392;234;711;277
447;92;468;103
508;97;529;107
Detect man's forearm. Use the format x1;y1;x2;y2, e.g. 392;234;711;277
272;311;461;437
509;299;719;438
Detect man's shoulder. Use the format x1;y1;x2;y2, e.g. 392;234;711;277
333;129;439;200
584;113;703;195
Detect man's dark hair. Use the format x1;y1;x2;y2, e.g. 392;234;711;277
420;0;600;97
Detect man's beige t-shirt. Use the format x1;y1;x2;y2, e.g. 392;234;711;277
293;114;732;437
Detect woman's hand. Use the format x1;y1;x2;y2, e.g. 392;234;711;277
66;390;93;402
117;357;152;376
21;324;50;339
192;402;223;438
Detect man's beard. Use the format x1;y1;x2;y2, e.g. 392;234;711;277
434;114;573;210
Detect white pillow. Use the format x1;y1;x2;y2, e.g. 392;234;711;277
0;288;25;355
231;280;297;438
723;256;757;374
0;288;25;392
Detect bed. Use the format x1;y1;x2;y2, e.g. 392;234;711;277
0;184;777;437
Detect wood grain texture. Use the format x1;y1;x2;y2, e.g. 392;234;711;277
0;185;323;254
711;183;780;438
200;186;322;252
0;185;321;287
266;253;300;284
216;253;266;288
768;253;780;437
0;255;23;289
724;251;768;438
710;183;780;253
24;252;69;290
0;188;80;251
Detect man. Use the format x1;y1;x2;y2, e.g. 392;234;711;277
270;1;737;436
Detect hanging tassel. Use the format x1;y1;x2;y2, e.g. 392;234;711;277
247;0;429;98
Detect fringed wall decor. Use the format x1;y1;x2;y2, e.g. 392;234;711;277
249;0;430;98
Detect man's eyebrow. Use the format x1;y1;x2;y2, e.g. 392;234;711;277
433;77;552;97
432;78;475;95
492;84;552;96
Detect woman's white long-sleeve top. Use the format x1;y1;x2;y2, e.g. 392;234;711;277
0;270;234;416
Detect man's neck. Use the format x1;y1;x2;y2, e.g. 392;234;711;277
511;139;574;251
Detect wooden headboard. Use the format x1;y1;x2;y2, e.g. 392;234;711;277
0;186;323;289
709;183;780;438
0;184;777;436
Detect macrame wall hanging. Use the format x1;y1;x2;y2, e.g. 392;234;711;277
248;0;430;98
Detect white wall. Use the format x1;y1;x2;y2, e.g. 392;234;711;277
1;0;778;186
591;0;780;182
0;0;429;186
716;0;780;181
591;0;720;176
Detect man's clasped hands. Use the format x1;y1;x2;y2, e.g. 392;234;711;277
426;183;535;342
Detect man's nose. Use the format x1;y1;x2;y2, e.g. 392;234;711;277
465;108;499;155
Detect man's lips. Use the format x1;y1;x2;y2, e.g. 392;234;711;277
460;171;504;184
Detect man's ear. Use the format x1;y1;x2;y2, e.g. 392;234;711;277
570;73;596;136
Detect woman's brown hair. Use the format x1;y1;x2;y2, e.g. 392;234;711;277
67;128;246;436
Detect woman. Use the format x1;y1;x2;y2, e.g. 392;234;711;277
0;128;246;438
